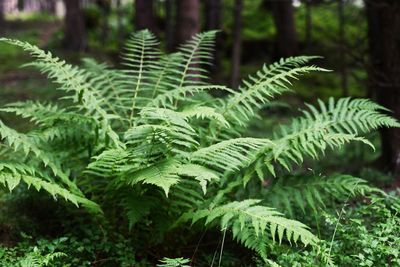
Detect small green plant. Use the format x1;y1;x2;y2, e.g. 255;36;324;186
0;30;398;265
157;257;191;267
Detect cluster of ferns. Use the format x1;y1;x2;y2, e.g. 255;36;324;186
0;30;397;266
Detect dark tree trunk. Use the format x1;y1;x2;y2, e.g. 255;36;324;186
116;0;124;48
135;0;156;33
205;0;222;83
97;0;111;44
338;0;348;96
305;0;312;49
366;0;400;182
175;0;200;45
63;0;87;51
231;0;242;89
165;0;174;51
0;0;4;26
270;0;298;58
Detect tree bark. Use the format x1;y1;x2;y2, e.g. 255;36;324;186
63;0;87;51
365;0;400;181
338;0;348;96
270;0;298;58
0;0;4;26
231;0;242;89
97;0;111;45
135;0;156;33
305;0;312;49
175;0;200;45
116;0;124;48
205;0;222;83
165;0;174;52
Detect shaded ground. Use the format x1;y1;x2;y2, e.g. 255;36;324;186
0;18;61;103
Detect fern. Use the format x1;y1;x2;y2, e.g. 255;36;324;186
265;174;381;216
0;31;398;264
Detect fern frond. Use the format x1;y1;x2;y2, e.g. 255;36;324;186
191;199;319;247
0;101;94;128
148;85;231;109
125;159;180;196
174;31;217;87
177;164;219;194
190;138;274;174
0;163;100;213
222;56;327;127
181;106;230;128
269;97;400;171
0;120;80;192
0;38;121;147
120;30;161;121
266;174;381;216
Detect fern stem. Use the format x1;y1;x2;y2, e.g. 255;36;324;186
218;227;227;267
129;35;146;126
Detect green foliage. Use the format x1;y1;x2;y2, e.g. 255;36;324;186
0;228;140;267
157;257;191;267
0;30;398;265
264;193;400;267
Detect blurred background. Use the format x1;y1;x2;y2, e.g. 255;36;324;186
0;0;399;186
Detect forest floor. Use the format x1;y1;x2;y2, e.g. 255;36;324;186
0;18;61;104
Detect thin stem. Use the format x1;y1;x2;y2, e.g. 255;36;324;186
218;227;227;267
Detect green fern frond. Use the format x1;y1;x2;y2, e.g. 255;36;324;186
222;57;328;127
191;199;319;247
157;257;191;267
125;159;180;196
265;174;381;216
177;164;219;194
174;31;217;87
120;30;161;121
0;120;80;193
190;138;274;174
181;106;230;128
0;163;100;213
148;85;231;109
0;38;121;148
269;97;400;171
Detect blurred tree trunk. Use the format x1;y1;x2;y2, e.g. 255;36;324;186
18;0;24;11
97;0;111;44
305;0;312;49
176;0;200;45
135;0;156;33
0;0;4;26
205;0;222;83
231;0;242;89
270;0;298;58
63;0;87;51
366;0;400;182
165;0;174;51
46;0;56;14
116;0;124;48
338;0;348;96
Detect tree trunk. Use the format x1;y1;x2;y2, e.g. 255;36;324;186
0;0;4;26
366;0;400;181
63;0;87;51
165;0;174;51
231;0;242;89
270;0;298;58
205;0;222;83
97;0;111;44
135;0;156;33
116;0;124;48
338;0;348;96
305;0;312;49
175;0;200;45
